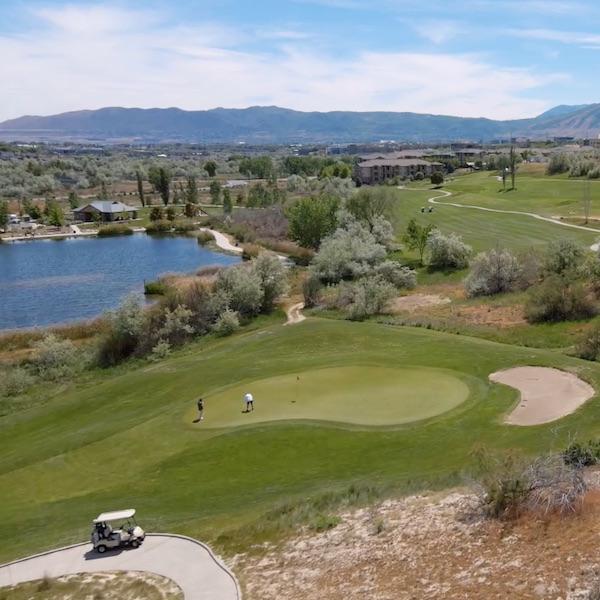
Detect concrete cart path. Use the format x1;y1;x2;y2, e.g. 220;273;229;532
427;189;600;244
0;534;241;600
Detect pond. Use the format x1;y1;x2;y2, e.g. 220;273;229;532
0;234;240;330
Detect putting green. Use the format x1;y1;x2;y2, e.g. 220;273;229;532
193;366;470;427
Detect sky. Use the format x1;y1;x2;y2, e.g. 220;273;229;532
0;0;599;122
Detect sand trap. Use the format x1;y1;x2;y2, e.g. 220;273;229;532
489;366;595;426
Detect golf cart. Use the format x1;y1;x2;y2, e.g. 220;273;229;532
91;509;145;553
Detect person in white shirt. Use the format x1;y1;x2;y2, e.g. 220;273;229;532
244;392;254;412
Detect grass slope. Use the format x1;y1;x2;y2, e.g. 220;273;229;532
2;318;600;562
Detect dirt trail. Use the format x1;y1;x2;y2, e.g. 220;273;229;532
285;302;306;325
200;228;243;254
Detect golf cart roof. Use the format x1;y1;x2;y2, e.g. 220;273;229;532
93;509;136;523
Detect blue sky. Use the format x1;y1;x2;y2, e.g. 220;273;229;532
0;0;598;121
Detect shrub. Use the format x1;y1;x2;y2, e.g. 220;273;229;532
97;224;133;236
427;229;472;269
414;171;425;181
464;248;521;297
547;153;570;175
312;220;387;283
374;260;417;289
242;243;261;260
287;194;339;249
338;276;396;321
525;275;597;323
145;220;172;234
215;265;264;316
575;323;600;361
149;206;164;221
0;367;34;396
196;230;214;246
212;309;240;336
260;239;315;266
309;514;341;532
156;305;194;347
303;272;322;308
543;239;585;276
563;440;600;467
251;253;289;312
172;221;195;233
150;340;171;360
144;279;168;295
29;334;80;380
97;295;146;367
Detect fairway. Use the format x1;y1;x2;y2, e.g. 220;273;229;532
198;366;470;427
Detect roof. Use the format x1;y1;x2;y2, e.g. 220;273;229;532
358;159;442;167
94;509;136;523
74;201;137;214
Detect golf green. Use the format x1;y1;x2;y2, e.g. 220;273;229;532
194;366;470;427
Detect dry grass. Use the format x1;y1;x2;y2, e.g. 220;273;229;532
0;571;183;600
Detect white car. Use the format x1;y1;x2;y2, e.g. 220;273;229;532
91;509;145;553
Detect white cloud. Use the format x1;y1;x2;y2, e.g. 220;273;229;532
0;4;562;121
508;27;600;47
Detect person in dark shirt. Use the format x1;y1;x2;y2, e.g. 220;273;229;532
197;397;205;421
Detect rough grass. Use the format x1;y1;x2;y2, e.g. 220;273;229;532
2;318;600;562
0;571;183;600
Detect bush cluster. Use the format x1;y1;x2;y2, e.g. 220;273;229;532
98;254;288;366
464;248;522;297
427;230;472;270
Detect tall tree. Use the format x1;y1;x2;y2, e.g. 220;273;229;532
152;167;171;206
98;180;109;200
185;176;199;204
204;160;217;178
67;191;79;209
288;195;339;249
509;145;517;190
136;170;146;207
209;180;222;205
0;200;8;229
583;180;592;225
223;188;233;215
346;187;393;231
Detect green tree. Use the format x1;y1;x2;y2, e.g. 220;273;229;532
223;188;233;215
156;168;171;206
47;202;65;227
136;170;146;207
204;160;217;178
209;180;222;205
0;200;8;228
98;180;109;200
67;191;79;209
184;203;198;218
288;195;339;249
430;171;444;186
185;176;199;204
403;218;434;265
149;206;164;221
166;206;176;221
346;187;393;231
509;145;518;190
238;156;275;179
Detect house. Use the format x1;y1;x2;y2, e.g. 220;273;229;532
73;201;138;222
355;159;442;184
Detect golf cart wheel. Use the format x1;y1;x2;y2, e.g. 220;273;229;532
96;545;107;554
131;540;140;549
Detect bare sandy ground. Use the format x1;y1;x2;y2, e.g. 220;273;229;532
284;302;306;325
489;366;595;426
389;293;451;313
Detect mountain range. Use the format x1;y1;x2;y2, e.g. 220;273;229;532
0;104;599;144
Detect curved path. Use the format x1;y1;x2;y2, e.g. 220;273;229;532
201;228;243;254
427;189;600;243
0;534;240;600
285;302;306;325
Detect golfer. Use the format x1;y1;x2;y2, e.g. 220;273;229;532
197;397;204;421
244;392;254;412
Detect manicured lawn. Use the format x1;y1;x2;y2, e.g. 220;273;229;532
2;318;600;562
391;185;598;252
197;366;470;427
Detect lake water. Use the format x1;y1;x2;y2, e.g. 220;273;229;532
0;234;240;330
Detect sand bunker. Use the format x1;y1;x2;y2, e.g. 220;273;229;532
489;366;595;426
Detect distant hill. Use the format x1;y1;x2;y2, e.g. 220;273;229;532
0;104;599;143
